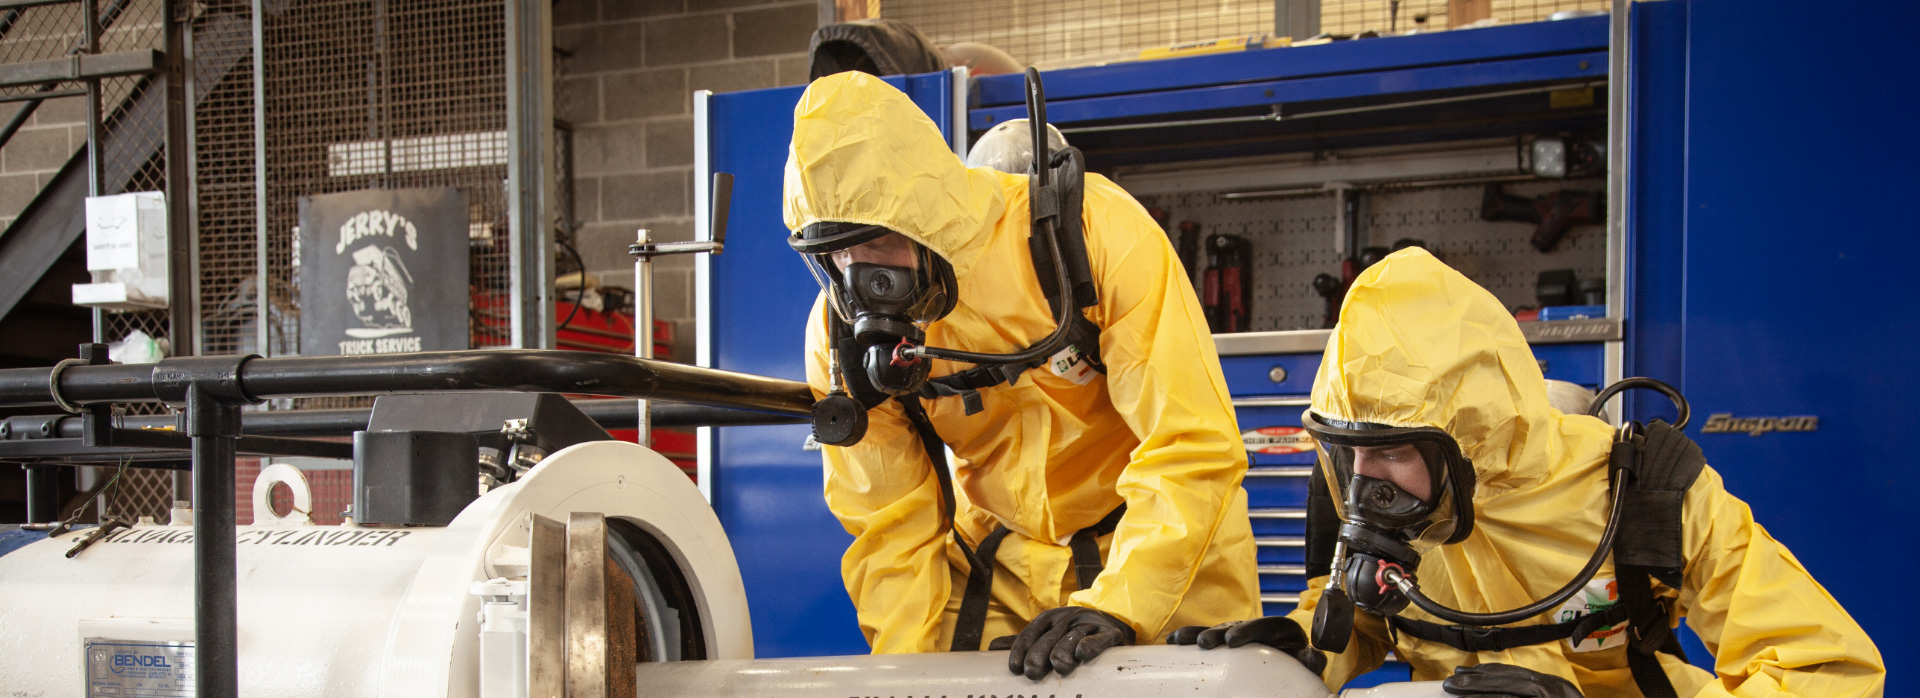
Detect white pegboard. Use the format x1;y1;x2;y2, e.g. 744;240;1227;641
1136;177;1607;331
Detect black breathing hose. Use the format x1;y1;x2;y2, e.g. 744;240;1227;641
903;68;1077;367
906;215;1076;366
1385;469;1629;626
1589;377;1691;429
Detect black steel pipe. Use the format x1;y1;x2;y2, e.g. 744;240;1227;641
23;464;56;522
0;350;813;417
576;400;808;429
187;387;240;698
39;400;801;441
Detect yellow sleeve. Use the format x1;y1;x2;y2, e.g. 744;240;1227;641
1676;466;1884;697
1287;578;1393;691
1065;177;1252;638
805;297;955;653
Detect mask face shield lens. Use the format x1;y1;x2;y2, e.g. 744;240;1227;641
790;223;956;337
1304;412;1475;550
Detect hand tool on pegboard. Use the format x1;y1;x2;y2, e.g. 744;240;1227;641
1481;184;1603;252
1202;234;1253;333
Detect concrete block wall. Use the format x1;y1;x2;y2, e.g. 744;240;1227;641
0;2;167;230
0;96;89;230
557;0;818;361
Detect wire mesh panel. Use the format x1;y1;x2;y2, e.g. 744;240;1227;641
879;0;1612;68
1320;0;1609;35
93;1;170;349
259;0;509;368
193;0;267;356
98;69;172;351
0;4;87;74
106;467;174;521
0;0;174;350
883;0;1272;68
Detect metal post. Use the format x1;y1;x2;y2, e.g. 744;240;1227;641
633;228;652;447
504;0;555;349
165;0;199;356
23;464;57;523
171;469;191;509
1602;0;1631;418
250;0;269;358
187;383;240;698
82;0;104;343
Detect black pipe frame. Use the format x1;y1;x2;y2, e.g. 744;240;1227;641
0;349;814;416
0;349;812;696
14;398;804;441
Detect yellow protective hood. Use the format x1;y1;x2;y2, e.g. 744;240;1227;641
783;71;1008;276
1296;246;1886;694
1310;247;1581;495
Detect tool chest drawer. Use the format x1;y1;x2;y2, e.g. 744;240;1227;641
1248;507;1306;536
1234;405;1317;466
1220;353;1321;397
1532;342;1605;388
1255;534;1305;565
1243;466;1312;508
1259;564;1310;593
1260;594;1301;616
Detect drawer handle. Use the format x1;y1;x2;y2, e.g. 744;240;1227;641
1261;593;1301;604
1259;564;1307;575
1231;396;1312;408
1245;466;1313;478
1255;537;1305;547
1248;509;1307;519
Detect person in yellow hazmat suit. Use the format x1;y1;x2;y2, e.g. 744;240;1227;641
1172;247;1884;698
781;71;1259;680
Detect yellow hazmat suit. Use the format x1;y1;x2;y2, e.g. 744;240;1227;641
785;72;1259;653
1295;248;1884;696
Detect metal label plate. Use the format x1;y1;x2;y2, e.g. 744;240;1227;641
85;638;195;697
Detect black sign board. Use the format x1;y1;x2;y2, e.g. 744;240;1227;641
298;188;469;356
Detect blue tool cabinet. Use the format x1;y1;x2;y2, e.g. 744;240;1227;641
697;69;965;657
698;1;1918;689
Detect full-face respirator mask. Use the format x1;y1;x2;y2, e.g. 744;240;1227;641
789;222;958;398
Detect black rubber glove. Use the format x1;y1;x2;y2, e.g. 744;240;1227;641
1005;607;1136;680
1442;663;1584;698
1165;617;1327;675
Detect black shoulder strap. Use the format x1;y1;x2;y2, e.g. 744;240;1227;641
899;394;995;653
1304;460;1341;579
922;147;1110;418
1609;420;1707;698
1068;504;1127;590
951;524;1012;652
1612;420;1707;584
1389;605;1631;654
898;395;962;549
